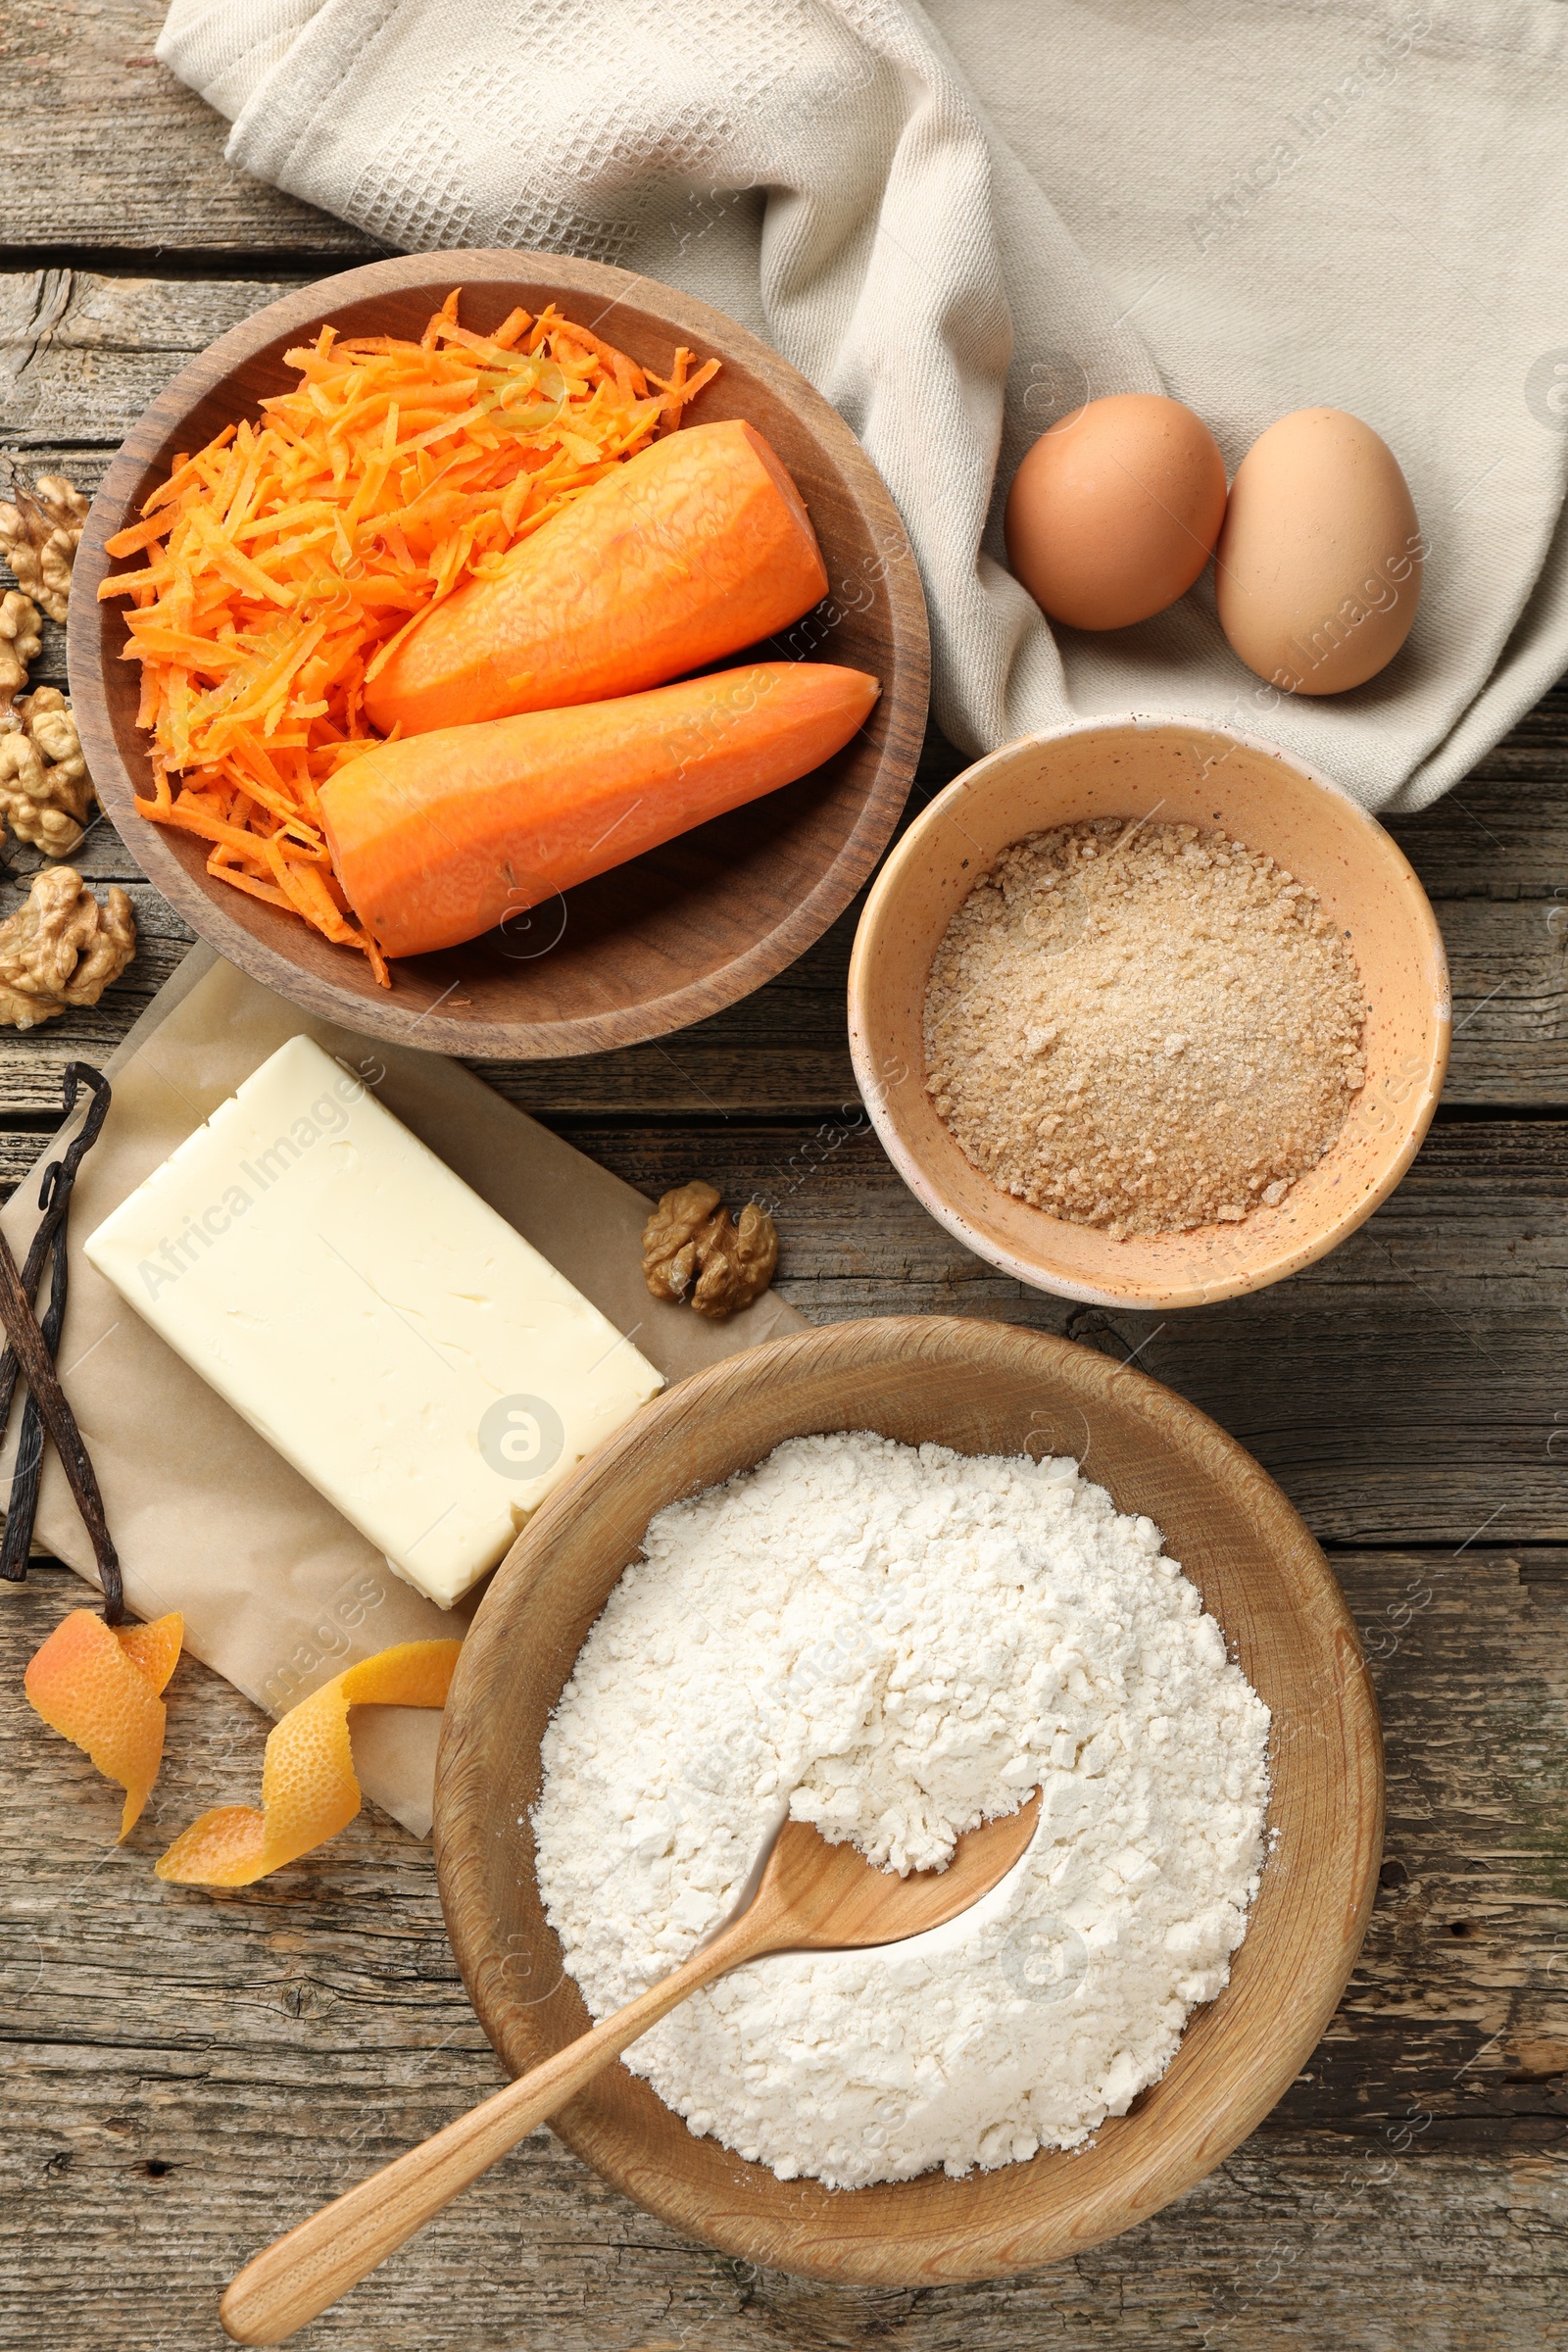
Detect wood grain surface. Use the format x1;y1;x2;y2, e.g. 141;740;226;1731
2;23;1566;2351
0;5;377;260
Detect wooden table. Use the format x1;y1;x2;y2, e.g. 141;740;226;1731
2;12;1565;2348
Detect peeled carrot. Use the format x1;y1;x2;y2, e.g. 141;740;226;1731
364;420;830;738
321;662;879;957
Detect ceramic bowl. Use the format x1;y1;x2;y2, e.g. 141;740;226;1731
69;249;928;1059
434;1314;1382;2286
847;716;1449;1308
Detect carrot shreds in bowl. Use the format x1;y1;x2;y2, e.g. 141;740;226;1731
101;290;719;984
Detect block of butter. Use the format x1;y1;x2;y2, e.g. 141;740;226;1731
84;1035;663;1607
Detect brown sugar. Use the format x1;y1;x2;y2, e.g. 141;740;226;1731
922;818;1367;1241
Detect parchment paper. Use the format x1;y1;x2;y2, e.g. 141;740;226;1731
0;949;805;1836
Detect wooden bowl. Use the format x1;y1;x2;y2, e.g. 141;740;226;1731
848;717;1449;1309
68;250;928;1058
434;1316;1382;2286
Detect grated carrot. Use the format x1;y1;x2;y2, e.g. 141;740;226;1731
104;290;719;983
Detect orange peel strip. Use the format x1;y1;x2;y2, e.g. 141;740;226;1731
155;1639;462;1886
24;1608;184;1839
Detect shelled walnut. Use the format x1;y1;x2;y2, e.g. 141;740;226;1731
0;866;135;1030
0;472;90;625
642;1179;779;1318
0;688;93;855
0;588;42;704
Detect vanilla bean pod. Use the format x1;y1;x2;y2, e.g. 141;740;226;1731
0;1229;121;1621
0;1066;120;1620
0;1220;74;1589
0;1063;111;1437
0;1066;112;1590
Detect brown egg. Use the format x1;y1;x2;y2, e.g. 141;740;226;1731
1004;394;1228;631
1215;408;1422;694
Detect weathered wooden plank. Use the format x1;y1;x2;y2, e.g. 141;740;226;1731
1396;762;1568;875
1430;899;1568;1102
1388;737;1568;1106
551;1114;1568;1548
0;269;310;449
0;5;378;258
2;1553;1561;2351
1285;1552;1568;2143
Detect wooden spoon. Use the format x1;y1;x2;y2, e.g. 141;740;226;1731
220;1790;1042;2345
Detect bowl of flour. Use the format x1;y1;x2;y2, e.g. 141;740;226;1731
434;1316;1383;2285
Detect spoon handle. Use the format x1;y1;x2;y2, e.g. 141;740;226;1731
220;1921;757;2346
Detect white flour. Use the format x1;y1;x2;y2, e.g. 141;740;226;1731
533;1432;1271;2189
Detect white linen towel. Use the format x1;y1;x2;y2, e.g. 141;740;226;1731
158;0;1568;810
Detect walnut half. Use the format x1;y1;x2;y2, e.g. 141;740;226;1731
0;588;42;704
642;1181;779;1319
0;866;136;1030
0;688;93;855
0;472;90;625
